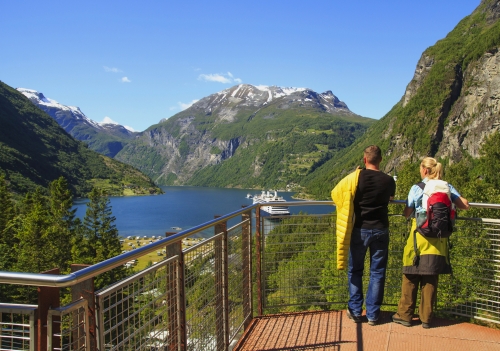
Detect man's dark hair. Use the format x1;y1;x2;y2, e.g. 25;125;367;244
364;145;382;164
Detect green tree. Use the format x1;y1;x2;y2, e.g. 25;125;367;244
477;131;500;189
0;175;18;301
78;187;126;288
46;177;79;273
0;175;16;271
13;188;53;274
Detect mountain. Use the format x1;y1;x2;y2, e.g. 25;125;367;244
0;81;161;197
114;84;374;189
17;88;138;158
302;0;500;199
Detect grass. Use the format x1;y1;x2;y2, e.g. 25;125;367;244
121;237;204;271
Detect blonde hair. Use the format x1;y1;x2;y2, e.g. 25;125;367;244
421;157;443;180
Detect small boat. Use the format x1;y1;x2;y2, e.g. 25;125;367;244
246;193;253;199
171;226;182;230
252;190;290;215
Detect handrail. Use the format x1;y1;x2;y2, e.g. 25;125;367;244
0;204;256;287
0;200;497;287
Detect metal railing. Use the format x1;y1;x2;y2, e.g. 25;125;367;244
0;304;36;351
0;201;498;351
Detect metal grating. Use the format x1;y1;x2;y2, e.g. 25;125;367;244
184;235;219;351
227;220;251;346
48;299;89;351
441;218;500;324
259;210;500;325
96;256;177;351
0;304;36;351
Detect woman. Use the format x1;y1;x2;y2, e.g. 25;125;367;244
392;157;469;328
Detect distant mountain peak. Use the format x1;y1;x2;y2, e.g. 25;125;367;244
17;87;101;128
186;84;353;117
17;87;137;158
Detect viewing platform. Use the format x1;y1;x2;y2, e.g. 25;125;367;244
0;200;498;350
234;310;500;350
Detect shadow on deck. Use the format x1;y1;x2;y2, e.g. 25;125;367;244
234;310;500;351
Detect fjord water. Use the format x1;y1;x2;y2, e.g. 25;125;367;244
73;186;334;239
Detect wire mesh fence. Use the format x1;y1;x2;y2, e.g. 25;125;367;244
184;235;219;351
258;208;500;325
0;203;499;351
48;299;89;351
0;304;36;351
96;256;177;351
227;220;251;346
440;218;500;323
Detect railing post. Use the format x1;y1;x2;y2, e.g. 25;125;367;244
215;215;229;351
165;231;187;351
38;268;60;351
71;264;96;351
241;207;252;329
255;206;263;315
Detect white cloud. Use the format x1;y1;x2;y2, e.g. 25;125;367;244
99;116;136;132
178;99;199;110
104;66;121;73
198;71;242;84
123;125;136;132
198;73;231;83
121;77;131;83
101;116;118;124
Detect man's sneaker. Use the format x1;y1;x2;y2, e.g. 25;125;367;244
392;313;411;327
346;309;363;323
422;322;431;329
367;319;378;326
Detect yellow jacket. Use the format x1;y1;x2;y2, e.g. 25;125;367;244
331;168;361;270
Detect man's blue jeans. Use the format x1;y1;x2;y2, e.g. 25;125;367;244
347;227;389;321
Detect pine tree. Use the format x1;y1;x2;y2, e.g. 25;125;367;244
47;177;78;273
13;188;53;274
80;187;126;289
0;175;16;271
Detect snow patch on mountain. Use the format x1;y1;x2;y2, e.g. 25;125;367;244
17;88;102;129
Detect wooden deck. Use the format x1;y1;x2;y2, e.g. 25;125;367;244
233;310;500;351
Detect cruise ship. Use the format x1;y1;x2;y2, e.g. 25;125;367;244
252;190;290;216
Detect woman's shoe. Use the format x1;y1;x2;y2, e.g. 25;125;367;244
392;313;411;327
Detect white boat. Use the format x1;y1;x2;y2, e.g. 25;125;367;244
252;190;290;215
246;193;253;199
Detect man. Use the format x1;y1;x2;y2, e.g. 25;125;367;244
331;145;395;325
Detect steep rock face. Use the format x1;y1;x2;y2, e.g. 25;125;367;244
134;117;243;184
380;0;500;172
403;54;435;107
437;49;500;159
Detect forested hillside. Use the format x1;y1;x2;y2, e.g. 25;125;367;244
0;81;161;197
302;0;500;200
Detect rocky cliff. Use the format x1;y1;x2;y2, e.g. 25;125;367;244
384;0;500;171
302;0;500;199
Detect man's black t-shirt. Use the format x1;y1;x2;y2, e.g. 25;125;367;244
353;169;396;229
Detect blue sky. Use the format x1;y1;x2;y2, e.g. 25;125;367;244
1;1;480;132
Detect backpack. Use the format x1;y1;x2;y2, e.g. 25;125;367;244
415;179;455;239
